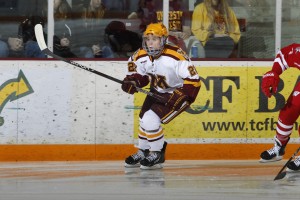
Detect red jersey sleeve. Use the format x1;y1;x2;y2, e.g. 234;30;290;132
272;43;300;75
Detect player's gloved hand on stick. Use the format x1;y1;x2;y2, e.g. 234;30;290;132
121;74;149;95
163;88;189;111
122;76;138;94
261;70;280;98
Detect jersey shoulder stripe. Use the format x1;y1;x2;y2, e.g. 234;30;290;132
162;44;189;61
131;48;148;61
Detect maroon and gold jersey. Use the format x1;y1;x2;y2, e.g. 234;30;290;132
126;44;200;94
156;11;183;32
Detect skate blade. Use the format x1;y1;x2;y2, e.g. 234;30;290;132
286;168;300;173
140;163;163;170
124;163;140;168
259;156;282;163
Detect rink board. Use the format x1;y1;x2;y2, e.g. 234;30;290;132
0;60;299;160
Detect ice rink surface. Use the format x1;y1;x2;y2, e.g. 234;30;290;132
0;160;300;200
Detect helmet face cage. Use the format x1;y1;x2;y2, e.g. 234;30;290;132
142;36;167;56
142;23;168;56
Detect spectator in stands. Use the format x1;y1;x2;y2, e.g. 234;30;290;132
72;0;114;58
53;0;73;19
128;0;157;33
7;37;24;57
73;0;105;29
0;40;9;58
129;0;190;52
191;0;240;58
52;0;77;58
18;16;47;58
104;20;142;58
1;22;24;58
156;0;191;52
39;0;77;57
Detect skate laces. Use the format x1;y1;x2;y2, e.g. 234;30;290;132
293;156;300;167
266;137;284;156
132;150;145;160
267;144;281;156
146;152;160;162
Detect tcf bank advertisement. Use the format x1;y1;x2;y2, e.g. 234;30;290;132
134;63;300;143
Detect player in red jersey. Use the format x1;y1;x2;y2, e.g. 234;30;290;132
260;43;300;172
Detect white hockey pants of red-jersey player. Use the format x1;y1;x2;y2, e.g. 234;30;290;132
260;43;300;172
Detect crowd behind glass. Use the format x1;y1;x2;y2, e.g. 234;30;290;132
0;0;299;59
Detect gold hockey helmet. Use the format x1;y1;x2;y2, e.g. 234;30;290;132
142;23;168;56
143;23;168;38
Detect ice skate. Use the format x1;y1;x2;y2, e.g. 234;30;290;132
124;149;149;168
140;141;167;170
259;137;288;163
286;156;300;172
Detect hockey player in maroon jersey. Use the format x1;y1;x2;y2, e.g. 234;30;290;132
121;23;201;169
260;43;300;171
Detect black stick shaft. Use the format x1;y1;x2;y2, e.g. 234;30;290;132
34;23;164;101
44;49;123;84
274;147;300;180
42;49;164;101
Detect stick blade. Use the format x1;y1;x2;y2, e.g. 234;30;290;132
34;24;47;51
274;171;286;181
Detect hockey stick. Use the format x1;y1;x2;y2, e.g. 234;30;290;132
274;147;300;181
34;24;164;101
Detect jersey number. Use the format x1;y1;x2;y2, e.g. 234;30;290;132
188;66;197;76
